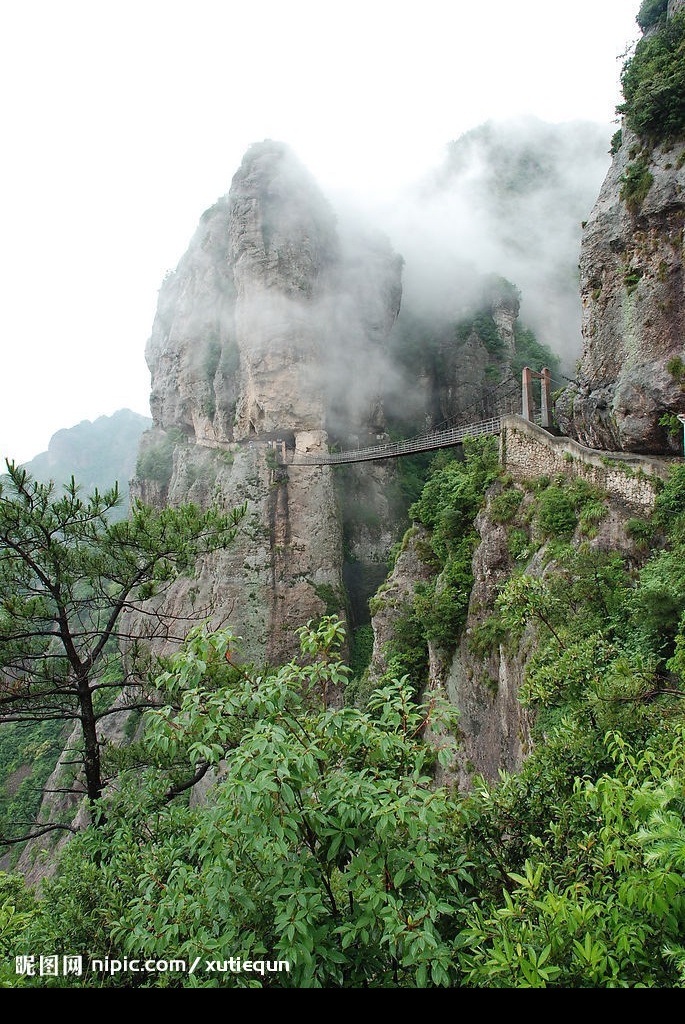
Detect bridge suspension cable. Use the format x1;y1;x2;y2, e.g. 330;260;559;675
278;369;548;466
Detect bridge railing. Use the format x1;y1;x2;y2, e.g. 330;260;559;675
286;416;502;465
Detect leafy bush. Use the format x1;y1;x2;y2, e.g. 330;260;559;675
536;486;577;538
636;0;668;31
618;12;685;143
490;487;523;524
21;620;465;989
660;412;682;438
626;516;656;549
578;499;608;538
507;527;532;562
620;158;653;215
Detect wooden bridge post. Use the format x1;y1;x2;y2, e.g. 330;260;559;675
522;366;534;422
540;367;552;429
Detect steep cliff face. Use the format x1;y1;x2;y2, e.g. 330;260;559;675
385;278;523;444
556;7;685;454
134;142;403;663
442;500;534;791
555;127;685;454
366;437;663;789
368;498;534;788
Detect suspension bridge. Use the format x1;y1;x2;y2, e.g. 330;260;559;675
278;369;555;467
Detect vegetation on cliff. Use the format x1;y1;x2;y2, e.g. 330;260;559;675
636;0;669;32
375;437;500;688
619;8;685;144
3;454;685;987
0;462;246;849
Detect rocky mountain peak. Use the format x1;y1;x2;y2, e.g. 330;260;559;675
134;142;405;663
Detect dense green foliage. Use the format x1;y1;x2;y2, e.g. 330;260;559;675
637;0;668;32
0;462;246;836
4;434;685;988
618;11;685;143
11;619;466;988
6;454;685;987
380;438;500;681
620;155;654;214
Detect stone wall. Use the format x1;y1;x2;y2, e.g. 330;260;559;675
500;415;675;513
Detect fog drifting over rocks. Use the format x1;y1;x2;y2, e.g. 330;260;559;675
332;117;614;376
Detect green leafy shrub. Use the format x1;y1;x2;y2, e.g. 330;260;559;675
536;486;577;539
489;488;524;524
626;516;656;549
507;527;532;562
618;11;685;143
578;500;608;538
636;0;668;32
620;159;654;215
22;619;465;989
667;355;685;386
660;412;682;438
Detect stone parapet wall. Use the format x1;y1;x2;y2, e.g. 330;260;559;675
500;415;676;513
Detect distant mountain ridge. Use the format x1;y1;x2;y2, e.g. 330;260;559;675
22;409;151;517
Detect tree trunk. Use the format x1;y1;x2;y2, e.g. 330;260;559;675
77;675;103;805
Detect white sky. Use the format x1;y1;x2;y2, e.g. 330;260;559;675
0;0;641;464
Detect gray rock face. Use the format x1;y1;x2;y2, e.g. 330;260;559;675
556;11;685;455
366;505;533;790
135;141;404;663
446;499;534;788
367;525;435;683
229;142;338;441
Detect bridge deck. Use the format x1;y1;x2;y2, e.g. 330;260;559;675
286;416;502;465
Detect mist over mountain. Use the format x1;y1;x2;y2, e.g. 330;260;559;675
21;409;152;517
367;117;614;373
10;7;685;988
